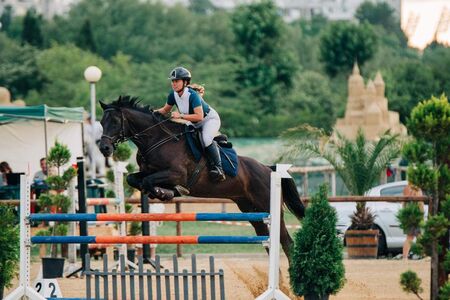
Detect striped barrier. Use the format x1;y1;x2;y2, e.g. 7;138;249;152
6;165;293;300
29;212;270;222
31;235;269;244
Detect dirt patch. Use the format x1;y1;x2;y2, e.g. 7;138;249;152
5;255;430;299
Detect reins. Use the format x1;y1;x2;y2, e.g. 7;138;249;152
101;108;189;157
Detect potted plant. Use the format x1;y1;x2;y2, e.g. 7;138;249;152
279;126;400;258
0;205;19;299
37;141;76;278
290;185;345;300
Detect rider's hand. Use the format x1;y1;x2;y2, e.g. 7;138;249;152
171;111;182;119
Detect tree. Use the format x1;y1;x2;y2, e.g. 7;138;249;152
355;1;397;32
319;21;377;76
21;9;43;48
0;33;44;98
0;5;13;33
422;45;450;97
75;19;96;53
279;127;401;229
290;185;345;299
0;205;19;299
231;0;297;114
189;0;215;14
401;95;450;300
386;61;438;123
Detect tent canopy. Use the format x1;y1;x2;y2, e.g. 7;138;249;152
0;105;84;124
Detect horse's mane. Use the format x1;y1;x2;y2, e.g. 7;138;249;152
106;95;168;121
107;95;152;114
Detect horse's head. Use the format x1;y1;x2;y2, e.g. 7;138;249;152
98;100;125;157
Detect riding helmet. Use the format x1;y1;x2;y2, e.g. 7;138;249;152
168;67;192;81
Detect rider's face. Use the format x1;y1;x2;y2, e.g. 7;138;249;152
171;79;184;93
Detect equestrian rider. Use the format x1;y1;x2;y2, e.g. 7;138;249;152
156;67;226;182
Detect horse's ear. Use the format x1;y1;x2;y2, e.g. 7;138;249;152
99;100;107;110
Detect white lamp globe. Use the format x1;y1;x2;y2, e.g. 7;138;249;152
84;66;102;83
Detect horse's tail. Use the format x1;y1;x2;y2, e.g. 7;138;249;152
269;166;305;220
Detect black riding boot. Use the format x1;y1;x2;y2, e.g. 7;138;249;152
205;142;226;182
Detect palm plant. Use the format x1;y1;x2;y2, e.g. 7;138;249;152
279;125;401;229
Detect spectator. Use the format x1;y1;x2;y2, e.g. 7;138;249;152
0;161;12;185
33;157;48;182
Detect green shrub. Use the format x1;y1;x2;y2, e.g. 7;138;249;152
396;203;423;234
0;205;19;298
289;185;345;297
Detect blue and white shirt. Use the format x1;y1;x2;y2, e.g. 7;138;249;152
167;87;210;117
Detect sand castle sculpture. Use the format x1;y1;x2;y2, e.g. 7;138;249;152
334;63;407;141
0;87;26;106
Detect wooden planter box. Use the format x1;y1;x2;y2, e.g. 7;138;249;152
345;229;379;259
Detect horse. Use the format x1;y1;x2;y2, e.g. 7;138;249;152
98;96;305;263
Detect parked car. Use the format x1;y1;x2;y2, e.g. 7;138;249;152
331;181;427;255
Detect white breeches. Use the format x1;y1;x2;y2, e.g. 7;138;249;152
193;108;221;147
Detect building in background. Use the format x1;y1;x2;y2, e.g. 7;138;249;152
0;0;400;21
0;0;77;19
401;0;450;49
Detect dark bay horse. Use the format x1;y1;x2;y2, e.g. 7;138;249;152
98;96;305;262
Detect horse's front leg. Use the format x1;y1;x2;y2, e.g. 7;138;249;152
126;171;147;191
141;170;180;201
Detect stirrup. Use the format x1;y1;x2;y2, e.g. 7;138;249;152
209;169;225;182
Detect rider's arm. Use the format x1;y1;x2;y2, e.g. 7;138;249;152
176;106;203;122
157;104;173;115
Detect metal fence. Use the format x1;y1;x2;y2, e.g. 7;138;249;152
84;254;225;300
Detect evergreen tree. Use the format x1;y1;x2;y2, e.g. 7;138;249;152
0;5;13;33
21;9;43;48
290;185;345;298
189;0;215;15
75;19;97;53
319;21;377;77
231;0;297;114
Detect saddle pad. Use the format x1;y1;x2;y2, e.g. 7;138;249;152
186;131;239;177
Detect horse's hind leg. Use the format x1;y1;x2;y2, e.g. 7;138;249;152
127;172;147;190
279;216;294;264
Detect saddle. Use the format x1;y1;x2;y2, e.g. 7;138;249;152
183;124;239;177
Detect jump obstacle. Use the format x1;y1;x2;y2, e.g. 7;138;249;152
5;164;293;300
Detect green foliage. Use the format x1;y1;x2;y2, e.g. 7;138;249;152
319;21;377;76
231;0;297;114
280;127;400;196
408;95;450;145
21;9;43;48
355;1;398;33
402;140;433;164
289;185;345;297
421;215;449;241
0;33;44;98
113;143;132;162
48;140;71;170
443;251;450;272
396;203;424;234
387;63;439;124
400;270;423;299
0;6;13;33
407;163;438;195
280;127;400;229
439;283;450;300
38;141;74;258
0;205;19;296
75;19;96;52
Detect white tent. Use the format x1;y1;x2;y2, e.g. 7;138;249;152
0;105;84;177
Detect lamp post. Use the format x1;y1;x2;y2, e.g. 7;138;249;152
84;66;102;179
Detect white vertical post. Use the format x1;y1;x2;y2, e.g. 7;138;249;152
89;82;97;180
5;175;45;300
113;162;137;271
256;165;291;300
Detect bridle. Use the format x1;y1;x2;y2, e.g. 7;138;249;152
101;107;189;156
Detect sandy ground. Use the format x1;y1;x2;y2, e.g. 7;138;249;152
5;203;431;299
5;255;430;299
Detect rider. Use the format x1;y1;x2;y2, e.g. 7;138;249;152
156;67;226;182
